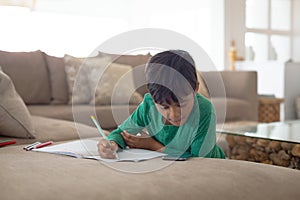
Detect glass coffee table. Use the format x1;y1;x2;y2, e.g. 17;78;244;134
217;120;300;169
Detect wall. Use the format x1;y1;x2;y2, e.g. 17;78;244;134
293;0;300;62
224;0;245;69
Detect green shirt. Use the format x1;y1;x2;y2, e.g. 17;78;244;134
107;93;225;158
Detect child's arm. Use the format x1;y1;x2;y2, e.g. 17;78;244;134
107;95;152;149
121;130;165;152
189;112;224;158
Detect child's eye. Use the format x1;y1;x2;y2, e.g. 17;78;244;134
159;105;169;110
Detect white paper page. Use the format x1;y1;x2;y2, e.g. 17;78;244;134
32;139;166;162
85;148;167;162
32;139;98;157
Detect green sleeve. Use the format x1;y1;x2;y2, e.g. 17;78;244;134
190;110;225;158
107;127;127;149
107;97;149;149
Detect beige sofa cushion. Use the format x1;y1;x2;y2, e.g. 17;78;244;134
197;71;210;98
98;51;152;70
27;104;138;130
89;62;143;105
0;50;51;104
0;115;107;145
202;71;258;122
43;53;69;104
64;54;143;105
0;70;35;138
64;54;93;104
98;51;152;96
98;52;210;98
212;98;253;123
1;150;300;200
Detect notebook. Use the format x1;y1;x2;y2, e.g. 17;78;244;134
32;139;166;162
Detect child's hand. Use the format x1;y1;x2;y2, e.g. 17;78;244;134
97;138;118;159
121;130;164;152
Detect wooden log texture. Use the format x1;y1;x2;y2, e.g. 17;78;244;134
226;135;300;170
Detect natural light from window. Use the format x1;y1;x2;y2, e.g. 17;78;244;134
0;0;224;69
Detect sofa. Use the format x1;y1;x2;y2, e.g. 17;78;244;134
3;50;298;200
0;49;259;153
0;50;258;131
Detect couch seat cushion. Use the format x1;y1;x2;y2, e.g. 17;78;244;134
0;115;105;145
27;104;138;130
0;148;300;200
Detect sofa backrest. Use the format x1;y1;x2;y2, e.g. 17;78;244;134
98;51;213;98
0;50;52;104
203;71;257;100
43;53;69;104
202;70;258;121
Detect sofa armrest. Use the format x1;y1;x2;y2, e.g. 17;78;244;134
202;71;258;122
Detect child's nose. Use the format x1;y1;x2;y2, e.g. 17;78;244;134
169;107;181;119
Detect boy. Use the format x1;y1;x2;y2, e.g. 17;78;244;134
98;50;225;159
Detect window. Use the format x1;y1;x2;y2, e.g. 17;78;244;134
245;0;293;62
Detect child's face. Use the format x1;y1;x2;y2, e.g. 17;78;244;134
154;93;195;126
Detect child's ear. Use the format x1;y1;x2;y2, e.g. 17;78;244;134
194;82;199;95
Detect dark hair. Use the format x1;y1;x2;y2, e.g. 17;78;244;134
146;50;198;105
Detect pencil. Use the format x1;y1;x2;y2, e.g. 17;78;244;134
90;115;119;159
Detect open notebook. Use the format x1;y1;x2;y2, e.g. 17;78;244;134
32;139;166;162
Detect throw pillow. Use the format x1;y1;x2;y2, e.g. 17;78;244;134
197;71;210;98
98;51;152;96
0;68;35;138
87;62;144;105
98;51;152;67
43;52;69;104
64;55;143;105
64;55;110;104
